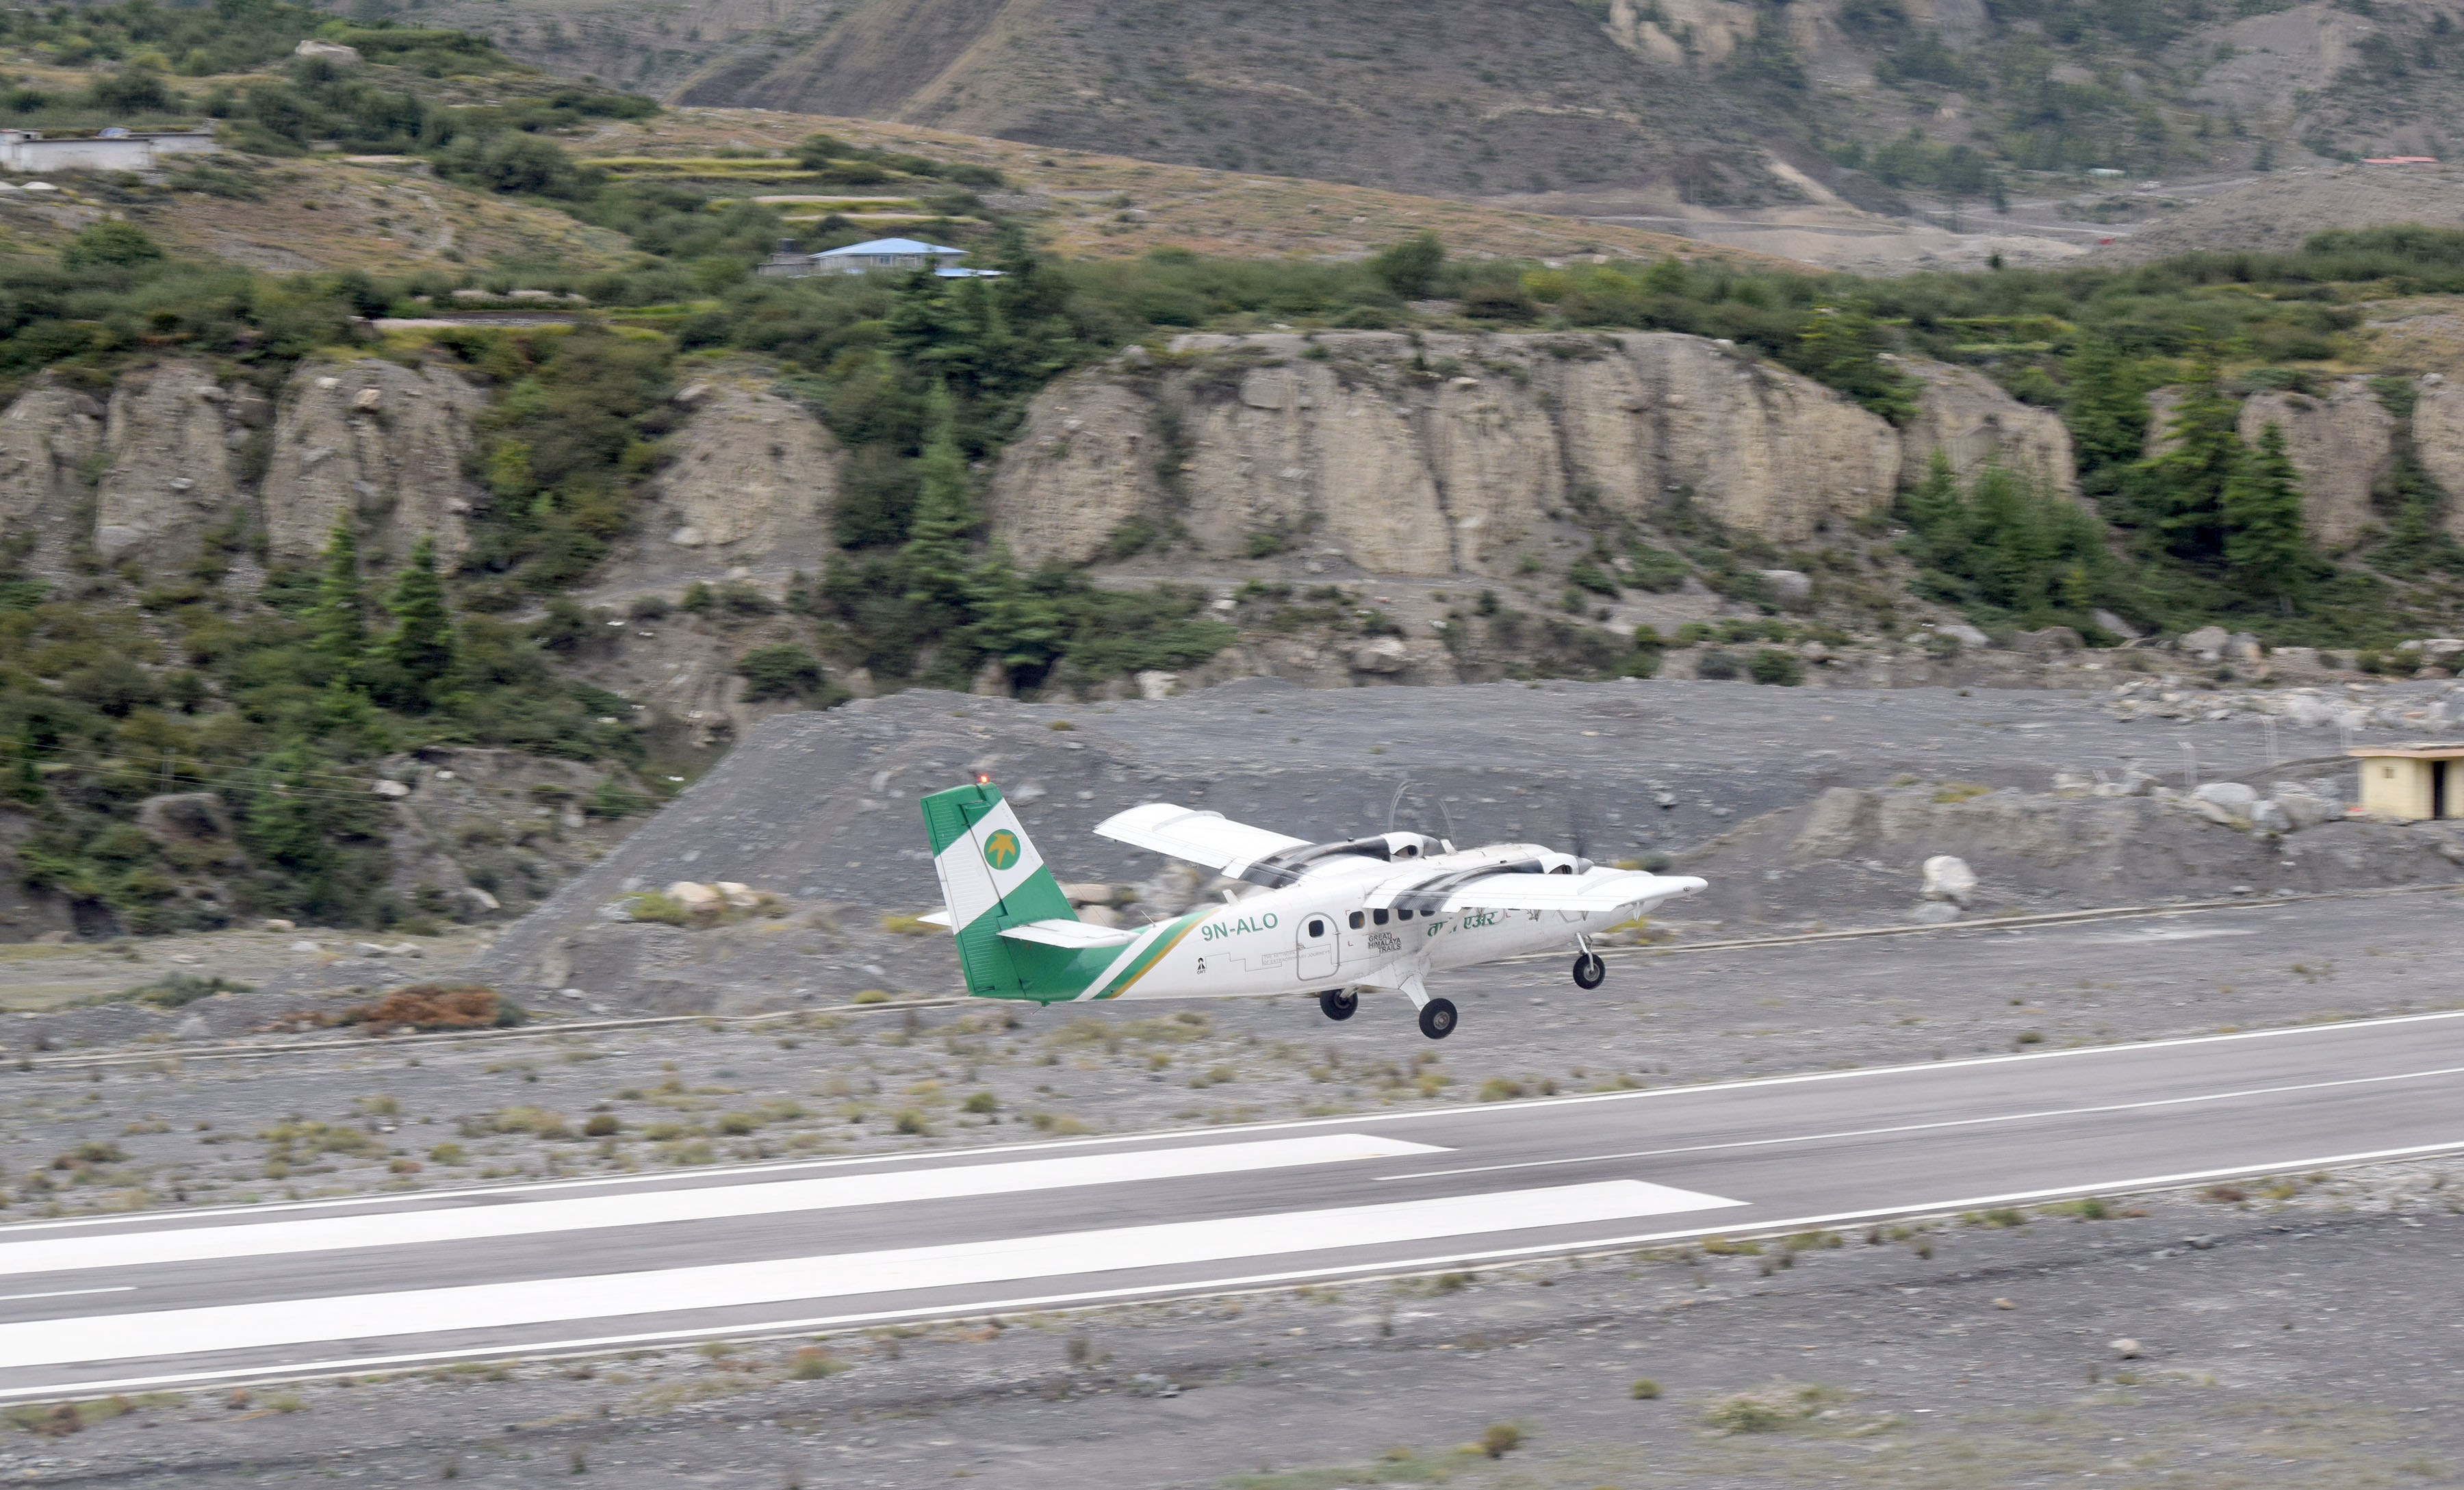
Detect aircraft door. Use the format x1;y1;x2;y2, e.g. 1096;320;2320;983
1295;912;1338;981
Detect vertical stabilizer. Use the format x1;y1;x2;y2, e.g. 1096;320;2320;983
919;780;1087;999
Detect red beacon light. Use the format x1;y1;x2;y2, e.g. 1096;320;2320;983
973;773;991;785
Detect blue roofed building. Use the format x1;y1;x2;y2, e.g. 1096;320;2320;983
755;237;1003;279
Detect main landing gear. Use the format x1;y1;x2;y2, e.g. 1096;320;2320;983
1318;989;1358;1022
1417;998;1458;1040
1571;949;1606;990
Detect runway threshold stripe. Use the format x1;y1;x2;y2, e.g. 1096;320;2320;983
0;1179;1739;1370
0;1135;1448;1279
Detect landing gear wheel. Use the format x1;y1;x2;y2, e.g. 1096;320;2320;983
1417;997;1458;1040
1318;990;1359;1022
1571;951;1607;990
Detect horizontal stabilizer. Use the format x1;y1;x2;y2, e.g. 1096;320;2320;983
1093;802;1308;872
914;910;954;929
998;919;1142;949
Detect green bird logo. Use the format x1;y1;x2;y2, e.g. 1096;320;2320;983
982;830;1021;870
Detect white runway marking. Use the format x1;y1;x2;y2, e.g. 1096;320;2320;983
0;1134;1446;1279
0;1287;134;1304
0;1179;1739;1370
1373;1064;2464;1182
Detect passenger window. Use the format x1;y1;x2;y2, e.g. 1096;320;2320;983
1372;909;1389;925
1307;918;1325;938
1397;909;1414;921
1348;911;1363;929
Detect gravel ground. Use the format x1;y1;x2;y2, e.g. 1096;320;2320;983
5;1159;2457;1489
4;891;2455;1232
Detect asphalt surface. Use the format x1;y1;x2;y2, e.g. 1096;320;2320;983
4;1003;2460;1401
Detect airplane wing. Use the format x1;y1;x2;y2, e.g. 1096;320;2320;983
1092;802;1309;873
1378;866;1707;916
998;918;1142;949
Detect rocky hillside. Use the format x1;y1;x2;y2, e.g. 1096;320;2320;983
990;330;2068;576
427;0;2464;233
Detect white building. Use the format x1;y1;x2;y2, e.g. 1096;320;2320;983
756;237;1002;279
0;129;220;172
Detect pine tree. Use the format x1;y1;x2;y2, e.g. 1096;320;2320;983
384;534;456;707
1791;304;1917;423
901;384;979;621
2135;357;2240;561
963;547;1066;689
2222;422;2310;611
312;518;366;671
2063;339;2148;480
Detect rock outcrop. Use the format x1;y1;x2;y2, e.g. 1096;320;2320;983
1898;359;2075;493
92;359;238;567
2412;379;2464;544
991;331;2036;575
0;376;105;565
639;374;841;576
261;358;489;566
2236;379;2390;550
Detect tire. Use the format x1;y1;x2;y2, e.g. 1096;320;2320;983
1417;997;1457;1040
1571;952;1606;990
1318;990;1358;1022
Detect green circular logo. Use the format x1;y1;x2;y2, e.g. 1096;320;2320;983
983;830;1021;871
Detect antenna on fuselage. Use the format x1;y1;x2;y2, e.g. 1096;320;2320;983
1387;777;1413;834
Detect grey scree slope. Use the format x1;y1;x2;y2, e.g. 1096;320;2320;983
469;678;2298;1001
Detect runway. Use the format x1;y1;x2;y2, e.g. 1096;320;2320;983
3;1010;2461;1399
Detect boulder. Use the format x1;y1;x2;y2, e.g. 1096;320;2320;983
713;882;760;910
2179;626;2231;658
1060;882;1118;906
2220;632;2263;663
2090;608;2142;641
1351;637;1410;673
1135;669;1179;699
2051;768;2094;797
1933;622;1990;650
373;779;411;798
1079;904;1125;929
1758;568;1812;603
2018;626;2083;655
665;881;723;915
1920;854;1977;905
136;792;231;845
2270;788;2335;830
2192;782;2259;809
2248;799;2291;832
294;38;363;65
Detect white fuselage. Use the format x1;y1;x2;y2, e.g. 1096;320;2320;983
1078;844;1687;1002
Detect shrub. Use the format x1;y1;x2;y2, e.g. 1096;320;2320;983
737;644;845;705
1477;1077;1527;1101
962;1090;998;1114
1748;648;1804;685
1479;1424;1524;1459
125;972;252;1009
1630;1377;1663;1399
582;1113;619;1137
1696;648;1742;680
342;984;525;1033
788;1348;851;1379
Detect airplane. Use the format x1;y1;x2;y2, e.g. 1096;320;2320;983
916;776;1707;1038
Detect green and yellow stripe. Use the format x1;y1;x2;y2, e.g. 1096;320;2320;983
1086;910;1207;1001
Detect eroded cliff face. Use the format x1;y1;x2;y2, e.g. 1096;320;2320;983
634;373;841;580
991;332;2057;575
2237;379;2390;551
2410;378;2464;543
93;359;240;568
1898;360;2074;492
261;358;490;567
0;376;103;567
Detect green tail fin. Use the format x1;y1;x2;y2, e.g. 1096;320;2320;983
920;780;1093;1000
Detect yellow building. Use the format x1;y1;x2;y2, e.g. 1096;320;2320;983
2349;742;2464;821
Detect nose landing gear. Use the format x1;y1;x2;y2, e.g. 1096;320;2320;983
1318;989;1358;1022
1571;951;1607;989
